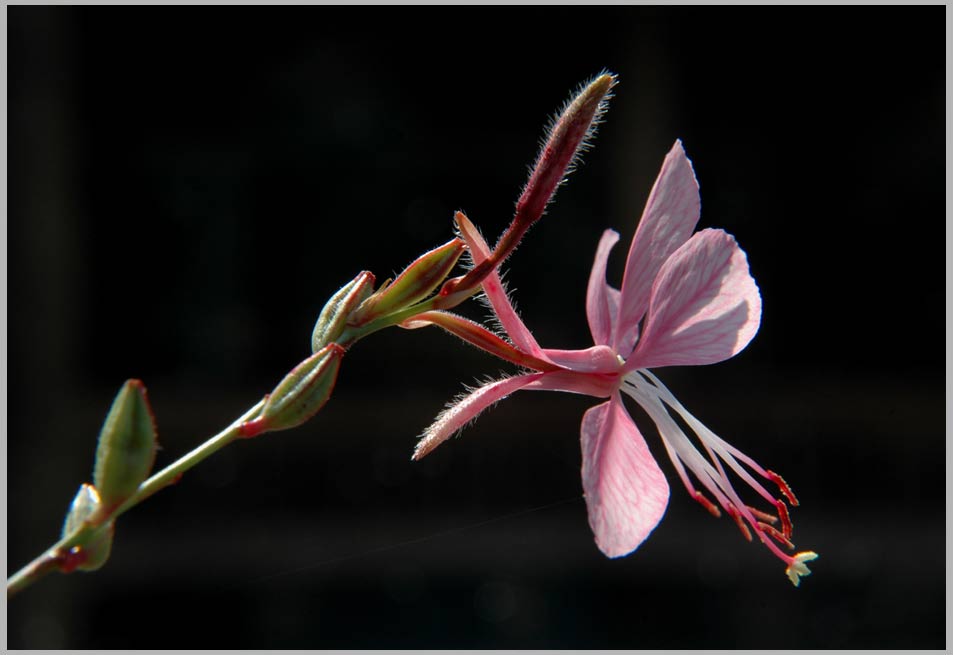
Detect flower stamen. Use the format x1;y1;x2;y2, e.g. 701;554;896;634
693;491;722;518
758;522;795;550
775;500;794;540
767;469;800;506
725;504;753;542
746;505;779;524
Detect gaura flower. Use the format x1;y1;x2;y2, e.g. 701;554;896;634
406;140;818;586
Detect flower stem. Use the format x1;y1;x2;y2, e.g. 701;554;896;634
337;284;482;348
112;399;266;518
6;548;62;598
7;398;266;599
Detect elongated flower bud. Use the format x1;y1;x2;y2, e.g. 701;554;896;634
441;72;616;297
512;72;616;235
311;271;375;352
348;238;465;326
93;379;158;511
243;343;344;437
60;483;114;572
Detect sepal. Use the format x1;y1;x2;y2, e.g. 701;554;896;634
246;343;344;435
311;271;375;352
348;238;465;325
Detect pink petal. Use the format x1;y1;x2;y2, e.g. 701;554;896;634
580;395;670;558
456;213;547;358
586;230;621;346
525;368;620;398
413;372;545;460
413;368;619;461
542;345;622;375
616;140;700;357
626;228;761;370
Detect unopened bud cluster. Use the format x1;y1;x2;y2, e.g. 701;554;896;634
244;237;467;439
253;73;619;437
56;380;159;574
345;238;465;329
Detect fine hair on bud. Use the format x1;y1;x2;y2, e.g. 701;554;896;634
527;70;617;209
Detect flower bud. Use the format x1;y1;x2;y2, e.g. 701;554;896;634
347;238;465;326
253;343;344;434
511;72;616;238
60;483;114;572
93;379;159;511
441;73;616;297
311;271;375;352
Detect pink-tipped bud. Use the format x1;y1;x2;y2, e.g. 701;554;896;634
251;343;344;435
311;271;376;352
348;238;465;326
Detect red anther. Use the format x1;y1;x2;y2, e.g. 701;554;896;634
758;522;795;550
766;470;799;506
238;417;267;439
746;505;778;524
726;505;752;542
57;546;89;574
776;500;794;540
693;491;721;517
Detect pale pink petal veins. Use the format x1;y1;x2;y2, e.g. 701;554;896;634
615;140;701;357
585;229;621;346
580;395;670;558
626;228;761;371
455;212;546;358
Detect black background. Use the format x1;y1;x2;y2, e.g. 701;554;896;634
8;7;945;649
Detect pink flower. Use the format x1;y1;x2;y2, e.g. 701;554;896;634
408;140;817;586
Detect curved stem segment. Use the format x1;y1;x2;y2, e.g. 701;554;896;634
7;399;266;599
6;549;62;598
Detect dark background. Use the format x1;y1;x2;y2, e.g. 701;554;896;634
7;7;945;649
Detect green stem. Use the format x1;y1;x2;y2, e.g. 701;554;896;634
6;547;62;598
7;399;266;599
338;284;481;347
111;399;265;520
10;256;483;600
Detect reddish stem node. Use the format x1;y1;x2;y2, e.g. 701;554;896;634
238;417;268;439
56;546;88;574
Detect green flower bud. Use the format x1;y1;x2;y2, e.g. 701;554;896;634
251;343;344;435
93;379;158;511
311;271;375;353
60;483;114;572
348;238;465;326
